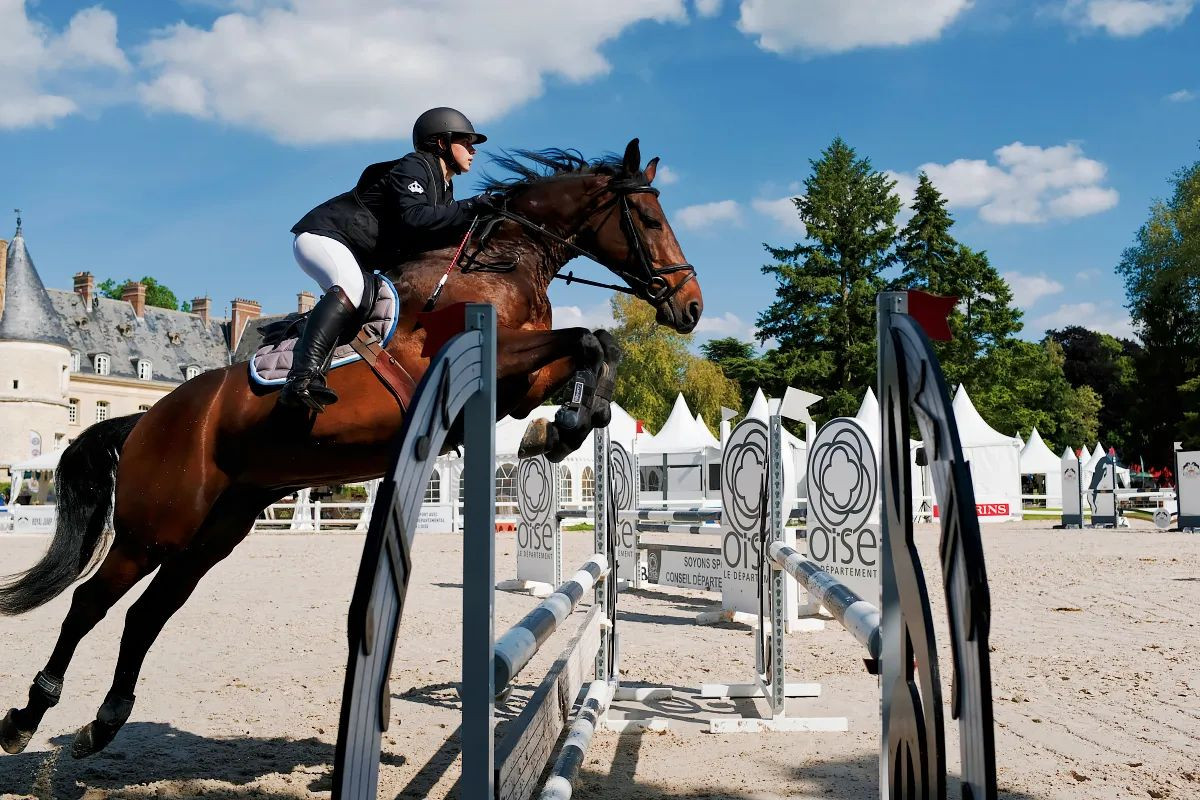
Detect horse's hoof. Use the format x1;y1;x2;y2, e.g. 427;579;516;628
0;709;34;755
518;418;557;460
70;720;116;759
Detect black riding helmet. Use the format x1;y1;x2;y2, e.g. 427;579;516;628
412;107;487;152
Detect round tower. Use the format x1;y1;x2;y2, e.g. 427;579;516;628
0;217;72;485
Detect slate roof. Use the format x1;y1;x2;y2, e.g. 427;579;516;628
46;290;232;382
231;313;290;364
0;227;71;348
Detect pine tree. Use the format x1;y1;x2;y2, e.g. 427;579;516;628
755;138;900;418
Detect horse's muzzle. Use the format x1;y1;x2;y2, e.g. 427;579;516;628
658;298;702;333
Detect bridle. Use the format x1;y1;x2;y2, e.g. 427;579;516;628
486;175;697;308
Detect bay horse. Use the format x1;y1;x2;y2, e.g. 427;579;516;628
0;138;702;759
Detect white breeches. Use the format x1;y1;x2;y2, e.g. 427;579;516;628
293;232;366;308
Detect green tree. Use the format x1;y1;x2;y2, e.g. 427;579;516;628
608;294;740;431
1115;156;1200;461
1047;326;1142;455
699;337;767;411
756;138;900;418
98;276;184;311
895;172;958;290
967;338;1099;450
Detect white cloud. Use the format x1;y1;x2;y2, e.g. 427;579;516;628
1166;89;1196;102
654;164;681;185
1061;0;1194;36
675;199;742;230
1075;269;1100;280
736;0;971;54
892;141;1119;225
695;311;750;337
751;196;805;233
694;0;723;16
1031;302;1137;339
0;3;130;129
552;301;616;330
136;0;688;144
1003;272;1065;307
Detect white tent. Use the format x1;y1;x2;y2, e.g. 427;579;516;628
638;395;719;503
856;387;933;521
694;413;721;450
1020;428;1062;505
9;449;65;472
949;386;1022;523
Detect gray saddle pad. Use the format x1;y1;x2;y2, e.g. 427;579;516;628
249;275;399;385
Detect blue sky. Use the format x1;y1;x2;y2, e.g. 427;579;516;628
3;0;1198;345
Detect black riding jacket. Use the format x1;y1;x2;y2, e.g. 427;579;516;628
291;151;474;268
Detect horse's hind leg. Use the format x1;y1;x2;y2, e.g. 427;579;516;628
70;489;267;758
1;538;160;754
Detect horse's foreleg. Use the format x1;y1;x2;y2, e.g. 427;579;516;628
494;327;622;463
70;491;267;759
0;539;160;755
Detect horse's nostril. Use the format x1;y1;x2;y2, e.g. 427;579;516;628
687;300;702;324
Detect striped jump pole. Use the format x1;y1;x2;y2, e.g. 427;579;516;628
770;544;882;660
538;679;612;800
616;508;724;524
494;554;610;697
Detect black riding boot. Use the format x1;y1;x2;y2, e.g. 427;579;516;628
278;286;357;412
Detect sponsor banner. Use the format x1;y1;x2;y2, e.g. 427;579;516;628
643;545;722;592
933;502;1011;518
416;504;456;534
1178;451;1200;527
6;505;56;534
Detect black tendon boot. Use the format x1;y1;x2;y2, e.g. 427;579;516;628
278;286;357;412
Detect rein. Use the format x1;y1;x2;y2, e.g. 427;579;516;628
486;180;697;306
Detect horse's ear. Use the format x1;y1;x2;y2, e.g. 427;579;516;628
644;157;660;183
622;138;641;174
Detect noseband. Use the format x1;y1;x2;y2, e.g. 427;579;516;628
489;177;697;310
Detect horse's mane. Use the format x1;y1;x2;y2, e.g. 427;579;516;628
478;149;626;193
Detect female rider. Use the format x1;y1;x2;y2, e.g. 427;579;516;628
282;107;493;412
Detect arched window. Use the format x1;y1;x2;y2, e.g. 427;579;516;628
495;463;517;504
425;470;441;503
94;354;110;376
560;467;573;503
137;359;152;380
185;365;201;381
581;467;595;502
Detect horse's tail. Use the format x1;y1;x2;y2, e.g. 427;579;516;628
0;413;144;616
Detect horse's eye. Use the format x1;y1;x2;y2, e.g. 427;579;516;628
639;213;662;230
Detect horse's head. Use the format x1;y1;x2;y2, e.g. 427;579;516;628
579;139;703;333
488;140;704;333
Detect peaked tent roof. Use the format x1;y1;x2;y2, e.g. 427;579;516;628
952;386;1019;447
641;394;717;454
694;413;720;449
855;387;880;427
1020;428;1060;473
0;224;70;348
745;388;770;421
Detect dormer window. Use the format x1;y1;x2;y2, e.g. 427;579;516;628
70;351;80;371
137;359;152;380
185;365;200;381
94;354;110;376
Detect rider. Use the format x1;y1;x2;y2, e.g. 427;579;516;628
281;106;493;412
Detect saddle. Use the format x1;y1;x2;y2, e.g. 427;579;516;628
250;274;416;409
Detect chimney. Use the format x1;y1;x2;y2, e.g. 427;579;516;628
297;291;316;313
0;238;7;320
230;297;261;351
192;296;211;325
122;280;146;318
73;271;94;310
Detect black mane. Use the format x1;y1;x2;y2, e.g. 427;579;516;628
478;148;626;193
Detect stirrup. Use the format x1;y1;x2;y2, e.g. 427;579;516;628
280;373;338;412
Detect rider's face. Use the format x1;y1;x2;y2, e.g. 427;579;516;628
449;135;476;173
